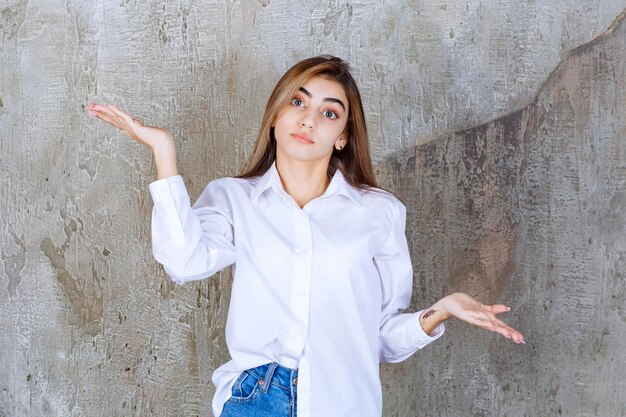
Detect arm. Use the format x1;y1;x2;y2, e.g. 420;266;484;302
375;199;525;363
87;103;236;283
149;177;237;284
375;201;445;363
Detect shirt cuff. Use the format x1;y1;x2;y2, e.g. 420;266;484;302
148;175;187;205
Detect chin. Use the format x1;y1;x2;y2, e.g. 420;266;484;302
276;145;327;163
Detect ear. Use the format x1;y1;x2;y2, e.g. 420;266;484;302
334;133;348;151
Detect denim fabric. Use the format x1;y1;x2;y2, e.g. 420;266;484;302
220;362;298;417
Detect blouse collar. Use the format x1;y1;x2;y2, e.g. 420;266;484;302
250;161;364;207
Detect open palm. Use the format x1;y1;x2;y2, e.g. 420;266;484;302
434;292;525;344
86;103;172;150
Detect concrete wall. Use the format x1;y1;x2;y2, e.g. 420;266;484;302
1;1;625;416
377;9;626;416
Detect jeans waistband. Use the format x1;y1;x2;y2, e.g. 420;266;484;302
246;362;298;393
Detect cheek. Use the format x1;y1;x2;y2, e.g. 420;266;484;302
340;120;349;134
271;107;288;127
331;120;349;138
275;105;298;123
271;114;281;128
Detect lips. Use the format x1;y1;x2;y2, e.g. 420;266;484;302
290;133;314;144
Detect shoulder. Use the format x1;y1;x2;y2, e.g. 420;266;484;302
350;185;407;232
359;186;406;216
203;176;256;192
195;176;257;205
356;186;408;245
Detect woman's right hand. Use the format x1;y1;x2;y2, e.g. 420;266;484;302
86;103;173;152
87;103;178;179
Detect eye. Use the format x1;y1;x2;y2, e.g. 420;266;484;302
291;97;304;107
322;110;338;119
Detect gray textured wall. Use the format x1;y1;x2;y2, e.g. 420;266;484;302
1;1;625;416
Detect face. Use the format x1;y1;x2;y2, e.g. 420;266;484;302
272;76;349;166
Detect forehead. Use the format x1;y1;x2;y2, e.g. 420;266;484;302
300;76;348;106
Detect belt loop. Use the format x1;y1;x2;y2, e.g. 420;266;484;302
261;362;278;394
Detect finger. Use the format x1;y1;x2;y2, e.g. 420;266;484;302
90;110;124;129
91;104;129;121
488;304;511;315
89;110;119;128
108;105;146;137
91;104;143;135
89;103;116;115
489;321;526;344
470;313;510;332
501;328;526;344
107;104;134;124
89;105;125;124
511;331;526;345
456;310;526;344
461;306;526;343
88;107;132;132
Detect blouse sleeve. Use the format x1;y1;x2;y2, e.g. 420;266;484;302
374;199;445;363
149;175;236;285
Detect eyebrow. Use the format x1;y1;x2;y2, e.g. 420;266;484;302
298;87;346;111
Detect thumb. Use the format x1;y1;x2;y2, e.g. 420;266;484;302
487;304;511;315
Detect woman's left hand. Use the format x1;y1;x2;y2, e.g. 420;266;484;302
429;292;525;344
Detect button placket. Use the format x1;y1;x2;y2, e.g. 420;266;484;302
289;208;312;353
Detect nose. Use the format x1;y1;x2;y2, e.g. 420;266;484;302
298;110;315;129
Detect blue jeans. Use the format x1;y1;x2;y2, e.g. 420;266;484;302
220;362;298;417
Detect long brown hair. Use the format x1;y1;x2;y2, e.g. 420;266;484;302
237;55;378;189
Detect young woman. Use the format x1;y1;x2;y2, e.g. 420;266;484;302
87;55;524;417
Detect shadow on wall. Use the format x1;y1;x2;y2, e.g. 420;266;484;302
377;7;626;417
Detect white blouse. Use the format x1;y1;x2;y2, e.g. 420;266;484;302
148;162;444;417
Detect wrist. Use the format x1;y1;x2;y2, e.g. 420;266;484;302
418;308;447;336
429;296;453;321
152;139;176;157
152;141;178;180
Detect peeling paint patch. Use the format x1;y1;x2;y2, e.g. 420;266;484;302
320;5;353;39
2;229;26;297
39;216;103;337
78;157;98;181
0;2;27;40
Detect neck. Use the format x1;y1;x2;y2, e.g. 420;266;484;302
275;158;331;209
